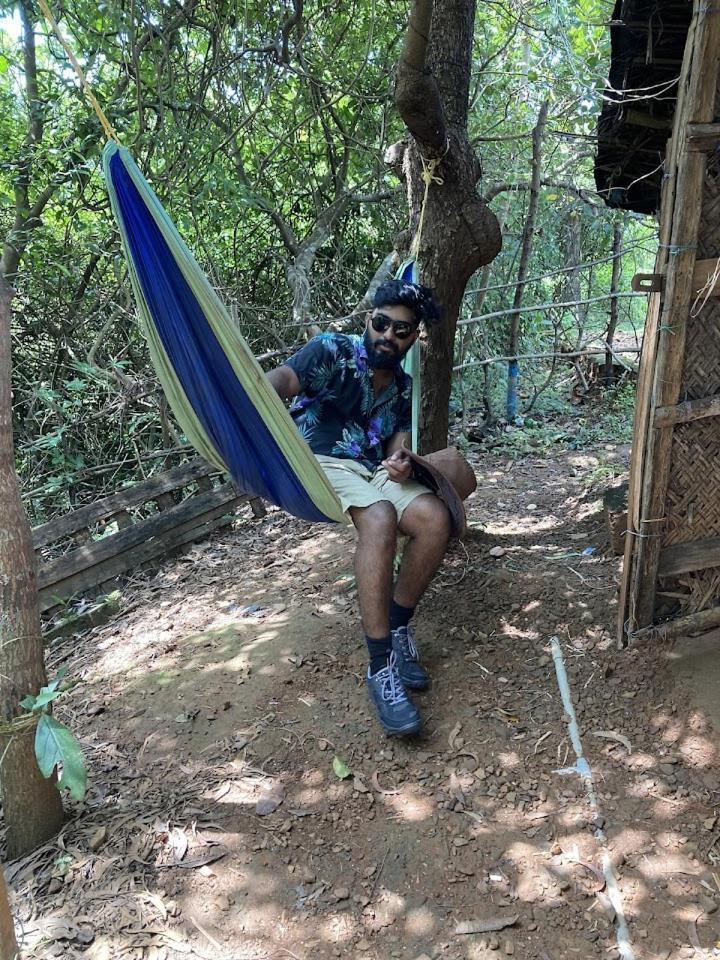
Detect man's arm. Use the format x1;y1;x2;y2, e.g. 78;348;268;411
382;431;412;483
267;364;301;401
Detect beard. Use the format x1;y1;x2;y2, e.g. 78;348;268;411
363;328;404;370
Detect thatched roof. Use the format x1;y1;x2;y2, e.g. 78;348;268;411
594;0;692;214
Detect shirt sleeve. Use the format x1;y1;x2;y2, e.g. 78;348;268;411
284;336;333;394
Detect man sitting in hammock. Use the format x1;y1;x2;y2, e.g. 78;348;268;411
267;280;449;736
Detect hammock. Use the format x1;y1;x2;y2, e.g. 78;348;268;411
38;0;427;528
103;142;349;524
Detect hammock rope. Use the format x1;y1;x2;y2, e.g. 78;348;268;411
36;0;119;142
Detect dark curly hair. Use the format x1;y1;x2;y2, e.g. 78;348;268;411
373;279;442;328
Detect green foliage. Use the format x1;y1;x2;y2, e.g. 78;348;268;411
21;668;87;802
0;0;655;514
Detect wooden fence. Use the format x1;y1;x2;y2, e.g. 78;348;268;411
33;459;265;613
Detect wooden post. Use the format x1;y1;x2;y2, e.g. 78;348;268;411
0;277;64;857
632;4;720;629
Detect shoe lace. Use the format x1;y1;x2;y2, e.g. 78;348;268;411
378;653;409;706
396;626;418;662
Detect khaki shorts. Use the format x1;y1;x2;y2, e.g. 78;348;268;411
316;455;432;521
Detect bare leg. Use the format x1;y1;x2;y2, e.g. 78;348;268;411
394;494;451;608
349;500;398;636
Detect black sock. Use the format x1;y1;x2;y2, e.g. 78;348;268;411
389;600;415;631
366;635;392;676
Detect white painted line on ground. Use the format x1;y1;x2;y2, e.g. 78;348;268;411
550;635;636;960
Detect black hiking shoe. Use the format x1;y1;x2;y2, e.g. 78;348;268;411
366;652;422;736
391;626;429;691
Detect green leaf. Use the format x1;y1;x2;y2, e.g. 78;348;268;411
19;695;36;710
332;756;352;779
35;714;87;801
0;55;8;74
31;688;62;710
46;666;69;693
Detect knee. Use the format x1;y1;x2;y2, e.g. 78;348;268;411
406;496;451;540
354;500;398;543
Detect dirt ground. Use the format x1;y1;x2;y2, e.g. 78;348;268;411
7;434;720;960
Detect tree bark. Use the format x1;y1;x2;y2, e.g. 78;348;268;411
605;222;623;385
0;868;18;960
506;100;549;420
0;278;64;859
395;0;502;452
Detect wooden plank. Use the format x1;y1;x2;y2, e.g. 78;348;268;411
658;536;720;577
654;393;720;427
39;500;244;611
32;458;217;547
687;122;720;151
630;605;720;644
38;484;240;589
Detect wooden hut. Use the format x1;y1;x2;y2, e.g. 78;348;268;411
595;0;720;643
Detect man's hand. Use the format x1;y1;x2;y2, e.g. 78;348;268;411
381;448;413;483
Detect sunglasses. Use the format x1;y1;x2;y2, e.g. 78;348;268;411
370;312;418;340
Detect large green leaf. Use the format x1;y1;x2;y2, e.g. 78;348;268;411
35;714;87;801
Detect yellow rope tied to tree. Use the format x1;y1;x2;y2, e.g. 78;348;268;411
409;145;448;260
36;0;119;143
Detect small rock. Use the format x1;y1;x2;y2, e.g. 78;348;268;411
489;546;506;558
488;935;500;950
300;866;316;884
504;940;514;955
356;939;371;951
333;886;350;901
703;816;717;831
636;928;648;938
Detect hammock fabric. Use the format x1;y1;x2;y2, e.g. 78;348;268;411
103;142;348;524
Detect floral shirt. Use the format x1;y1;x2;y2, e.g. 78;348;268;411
284;332;412;471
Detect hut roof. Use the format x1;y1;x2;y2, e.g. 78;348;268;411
594;0;692;214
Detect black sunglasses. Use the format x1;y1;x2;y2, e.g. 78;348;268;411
370;312;418;340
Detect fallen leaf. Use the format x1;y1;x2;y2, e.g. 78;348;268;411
89;826;107;852
371;770;400;795
454;915;518;936
256;784;285;814
332;756;352;780
592;729;632;754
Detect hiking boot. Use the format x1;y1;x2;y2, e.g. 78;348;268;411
366;652;422;735
391;625;429;690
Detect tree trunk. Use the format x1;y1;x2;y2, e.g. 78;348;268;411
506;100;549;420
394;0;502;453
0;278;64;859
605;222;623;385
0;868;18;960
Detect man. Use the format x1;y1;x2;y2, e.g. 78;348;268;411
267;280;450;735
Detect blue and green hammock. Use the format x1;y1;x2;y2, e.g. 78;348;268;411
36;0;422;527
103;142;420;524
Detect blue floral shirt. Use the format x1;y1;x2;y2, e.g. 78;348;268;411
284;333;412;471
